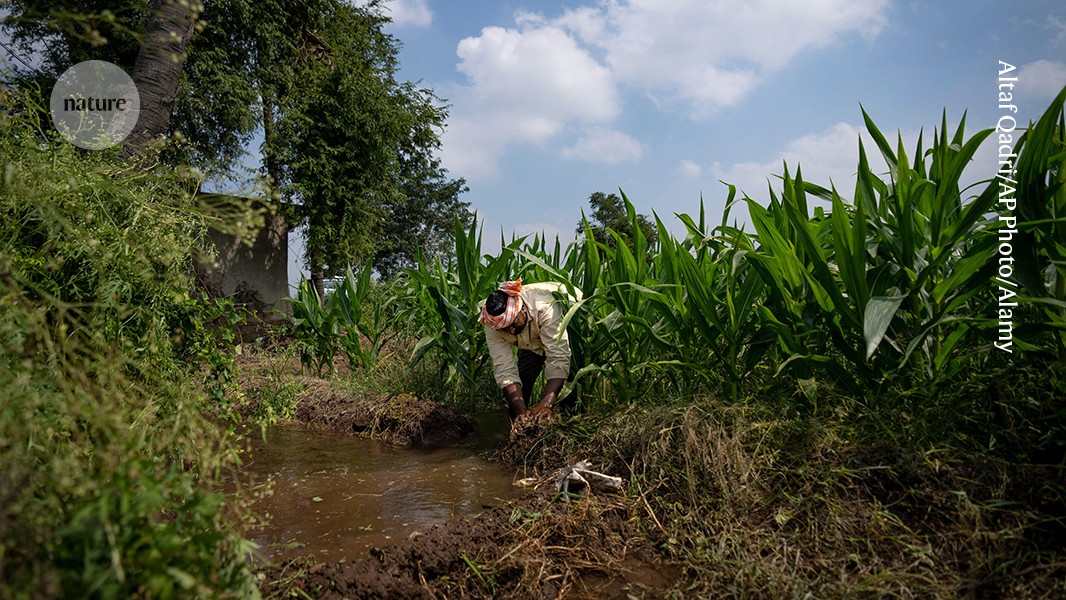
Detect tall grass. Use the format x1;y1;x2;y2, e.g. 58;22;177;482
1;87;260;597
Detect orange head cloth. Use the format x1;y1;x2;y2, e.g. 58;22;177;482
478;279;525;329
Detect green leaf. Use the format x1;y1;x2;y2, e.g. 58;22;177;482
864;294;906;360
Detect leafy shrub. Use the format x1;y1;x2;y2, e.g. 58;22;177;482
0;86;258;597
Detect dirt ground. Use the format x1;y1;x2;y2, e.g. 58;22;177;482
235;338;683;599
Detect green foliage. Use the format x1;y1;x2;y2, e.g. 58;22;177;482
3;0;467;275
404;218;521;410
265;1;467;282
290;264;398;376
276;88;1065;462
373;94;473;279
743;108;1000;390
389;90;1066;461
1008;86;1066;352
171;293;249;416
2;0;256;167
0;87;257;597
247;370;303;427
290;278;341;375
576;190;659;252
334;264;399;371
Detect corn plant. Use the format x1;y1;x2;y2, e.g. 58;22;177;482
289;278;340;375
523;194;727;406
388;95;1066;414
332;263;398;371
742;109;1004;391
404;217;520;409
650;192;773;402
1008;86;1066;354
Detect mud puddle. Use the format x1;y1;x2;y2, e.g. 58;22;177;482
240;413;521;562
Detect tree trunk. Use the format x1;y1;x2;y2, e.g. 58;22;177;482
262;97;280;187
310;259;326;305
122;0;200;159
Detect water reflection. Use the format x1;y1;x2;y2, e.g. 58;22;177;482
240;412;520;561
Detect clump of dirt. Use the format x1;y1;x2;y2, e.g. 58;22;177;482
493;418;571;469
234;344;473;446
294;383;474;446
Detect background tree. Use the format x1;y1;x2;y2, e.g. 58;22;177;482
121;0;201;158
3;0;256;166
372;90;472;279
264;1;470;293
3;0;471;292
576;191;659;251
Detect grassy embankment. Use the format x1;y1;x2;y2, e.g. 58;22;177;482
0;86;267;598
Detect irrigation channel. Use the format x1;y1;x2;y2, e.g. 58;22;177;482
239;412;522;562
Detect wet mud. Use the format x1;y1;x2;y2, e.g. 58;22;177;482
240;424;522;563
259;488;679;600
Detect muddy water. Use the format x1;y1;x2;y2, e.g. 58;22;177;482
241;412;521;562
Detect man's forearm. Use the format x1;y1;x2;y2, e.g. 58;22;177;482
539;378;565;406
503;382;526;419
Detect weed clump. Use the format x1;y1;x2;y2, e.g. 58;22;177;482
0;87;260;597
571;385;1066;598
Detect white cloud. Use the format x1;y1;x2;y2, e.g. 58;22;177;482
1050;15;1066;46
442;25;619;178
454;26;618;122
384;0;432;27
442;0;889;177
1016;59;1066;103
562;126;644;163
678;159;703;179
711;122;867;204
556;0;889;114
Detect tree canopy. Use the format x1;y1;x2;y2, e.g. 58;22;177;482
2;0;471;283
576;191;659;252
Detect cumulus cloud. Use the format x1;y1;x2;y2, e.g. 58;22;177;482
442;25;619;178
455;26;618;122
711;122;863;199
562;126;644;163
1016;59;1066;103
556;0;889;114
442;0;889;178
385;0;432;27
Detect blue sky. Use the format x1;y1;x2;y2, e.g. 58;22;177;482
6;1;1063;283
375;0;1065;257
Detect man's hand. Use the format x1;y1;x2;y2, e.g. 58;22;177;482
510;378;564;425
520;402;555;423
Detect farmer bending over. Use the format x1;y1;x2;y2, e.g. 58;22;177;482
478;279;577;423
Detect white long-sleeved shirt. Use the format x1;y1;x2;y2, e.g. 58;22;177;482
484;282;578;389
